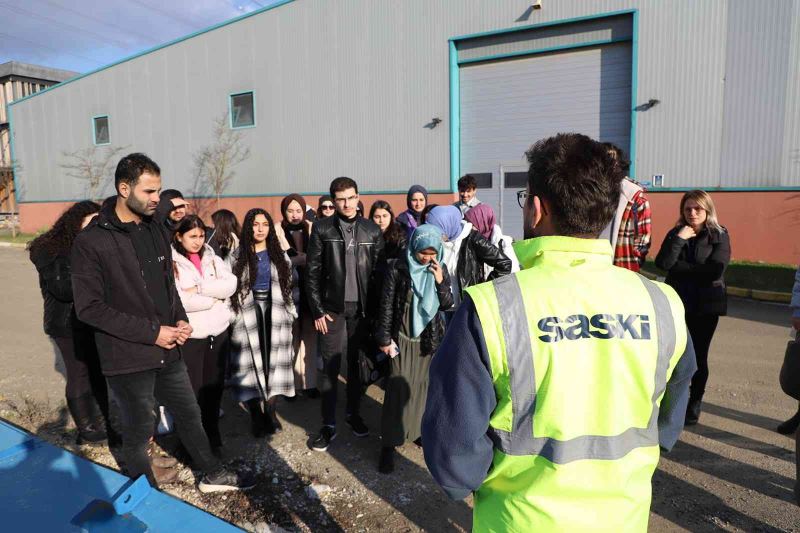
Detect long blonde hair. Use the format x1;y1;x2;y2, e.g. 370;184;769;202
677;190;724;233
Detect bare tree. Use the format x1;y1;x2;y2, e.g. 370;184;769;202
61;145;128;203
192;112;251;211
0;159;21;238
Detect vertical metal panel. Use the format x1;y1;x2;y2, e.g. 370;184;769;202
719;0;794;187
780;1;800;185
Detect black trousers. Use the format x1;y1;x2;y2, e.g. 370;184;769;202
181;330;230;447
106;358;221;486
318;302;365;426
686;313;720;402
53;331;107;403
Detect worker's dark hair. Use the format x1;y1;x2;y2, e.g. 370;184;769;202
600;142;631;175
114;153;160;192
457;174;478;191
329;176;358;198
525;133;622;236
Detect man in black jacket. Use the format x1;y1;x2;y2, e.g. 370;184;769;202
306;177;384;451
71;153;252;492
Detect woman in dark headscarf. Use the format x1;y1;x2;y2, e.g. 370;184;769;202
395;185;428;239
375;224;453;474
280;193;319;398
317;195;335;220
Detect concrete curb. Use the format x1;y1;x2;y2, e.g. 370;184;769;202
640;270;791;304
0;242;27;249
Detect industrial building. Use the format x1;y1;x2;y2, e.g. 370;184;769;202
7;0;800;263
0;61;77;213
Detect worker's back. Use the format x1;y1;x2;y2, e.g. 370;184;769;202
466;236;687;532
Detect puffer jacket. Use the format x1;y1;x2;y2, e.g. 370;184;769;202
172;244;237;338
456;226;512;293
306;215;385;318
375;259;454;356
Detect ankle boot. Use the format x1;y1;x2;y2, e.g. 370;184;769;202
378;446;395;474
148;440;178;468
247;399;268;437
777;409;800;435
266;397;282;433
66;395;107;445
151;463;178;486
685;399;702;426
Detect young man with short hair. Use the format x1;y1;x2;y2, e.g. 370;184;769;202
306;177;384;451
71;153;253;492
423;134;696;531
454;174;481;216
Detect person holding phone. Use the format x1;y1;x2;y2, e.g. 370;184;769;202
375;224;453;473
656;190;730;426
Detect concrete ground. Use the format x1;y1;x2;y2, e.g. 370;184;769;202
0;246;798;531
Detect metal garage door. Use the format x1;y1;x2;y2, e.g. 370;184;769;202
459;42;632;240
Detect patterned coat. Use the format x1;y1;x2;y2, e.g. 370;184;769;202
228;249;298;402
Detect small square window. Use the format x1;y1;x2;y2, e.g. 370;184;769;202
93;116;110;145
230;92;255;128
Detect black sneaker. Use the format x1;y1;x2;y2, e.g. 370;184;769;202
346;415;369;437
777;412;800;435
198;469;256;493
311;426;337;451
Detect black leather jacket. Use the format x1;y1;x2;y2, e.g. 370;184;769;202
306;215;384;318
457;229;512;292
375;259;454;356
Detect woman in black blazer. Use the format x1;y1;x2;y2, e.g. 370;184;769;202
656;190;731;426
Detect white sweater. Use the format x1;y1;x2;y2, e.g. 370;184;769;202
172;244;237;338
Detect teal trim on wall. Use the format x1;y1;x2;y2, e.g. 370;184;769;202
448;9;637;42
449;41;460;193
629;10;639;179
6;0;295;110
229;91;257;129
457;36;632;65
91;115;111;146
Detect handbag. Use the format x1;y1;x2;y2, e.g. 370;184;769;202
358;349;390;388
779;333;800;401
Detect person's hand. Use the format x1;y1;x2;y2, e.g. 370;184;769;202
315;314;333;335
184;285;198;295
379;344;394;356
677;226;696;240
176;320;193;345
155;326;180;349
428;257;444;284
791;317;800;332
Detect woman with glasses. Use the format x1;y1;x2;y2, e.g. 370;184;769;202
656;190;730;426
317;196;336;219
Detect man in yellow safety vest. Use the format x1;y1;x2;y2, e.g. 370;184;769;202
422;133;697;532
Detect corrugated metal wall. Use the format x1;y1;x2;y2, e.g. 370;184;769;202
9;0;800;203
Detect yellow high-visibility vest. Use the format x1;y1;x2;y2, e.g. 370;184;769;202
466;236;687;533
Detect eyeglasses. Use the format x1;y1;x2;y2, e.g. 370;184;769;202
320;204;335;210
516;190;531;209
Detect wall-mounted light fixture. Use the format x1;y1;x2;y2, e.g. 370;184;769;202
532;0;542;10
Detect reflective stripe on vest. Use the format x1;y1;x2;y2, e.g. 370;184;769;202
487;273;676;463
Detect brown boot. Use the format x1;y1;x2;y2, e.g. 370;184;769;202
151;463;178;486
148;441;178;468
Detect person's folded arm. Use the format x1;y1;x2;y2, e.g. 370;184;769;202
422;295;496;499
198;257;238;299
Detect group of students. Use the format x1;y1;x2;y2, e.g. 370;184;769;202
27;144;740;498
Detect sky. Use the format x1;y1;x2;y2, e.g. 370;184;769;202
0;0;280;75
